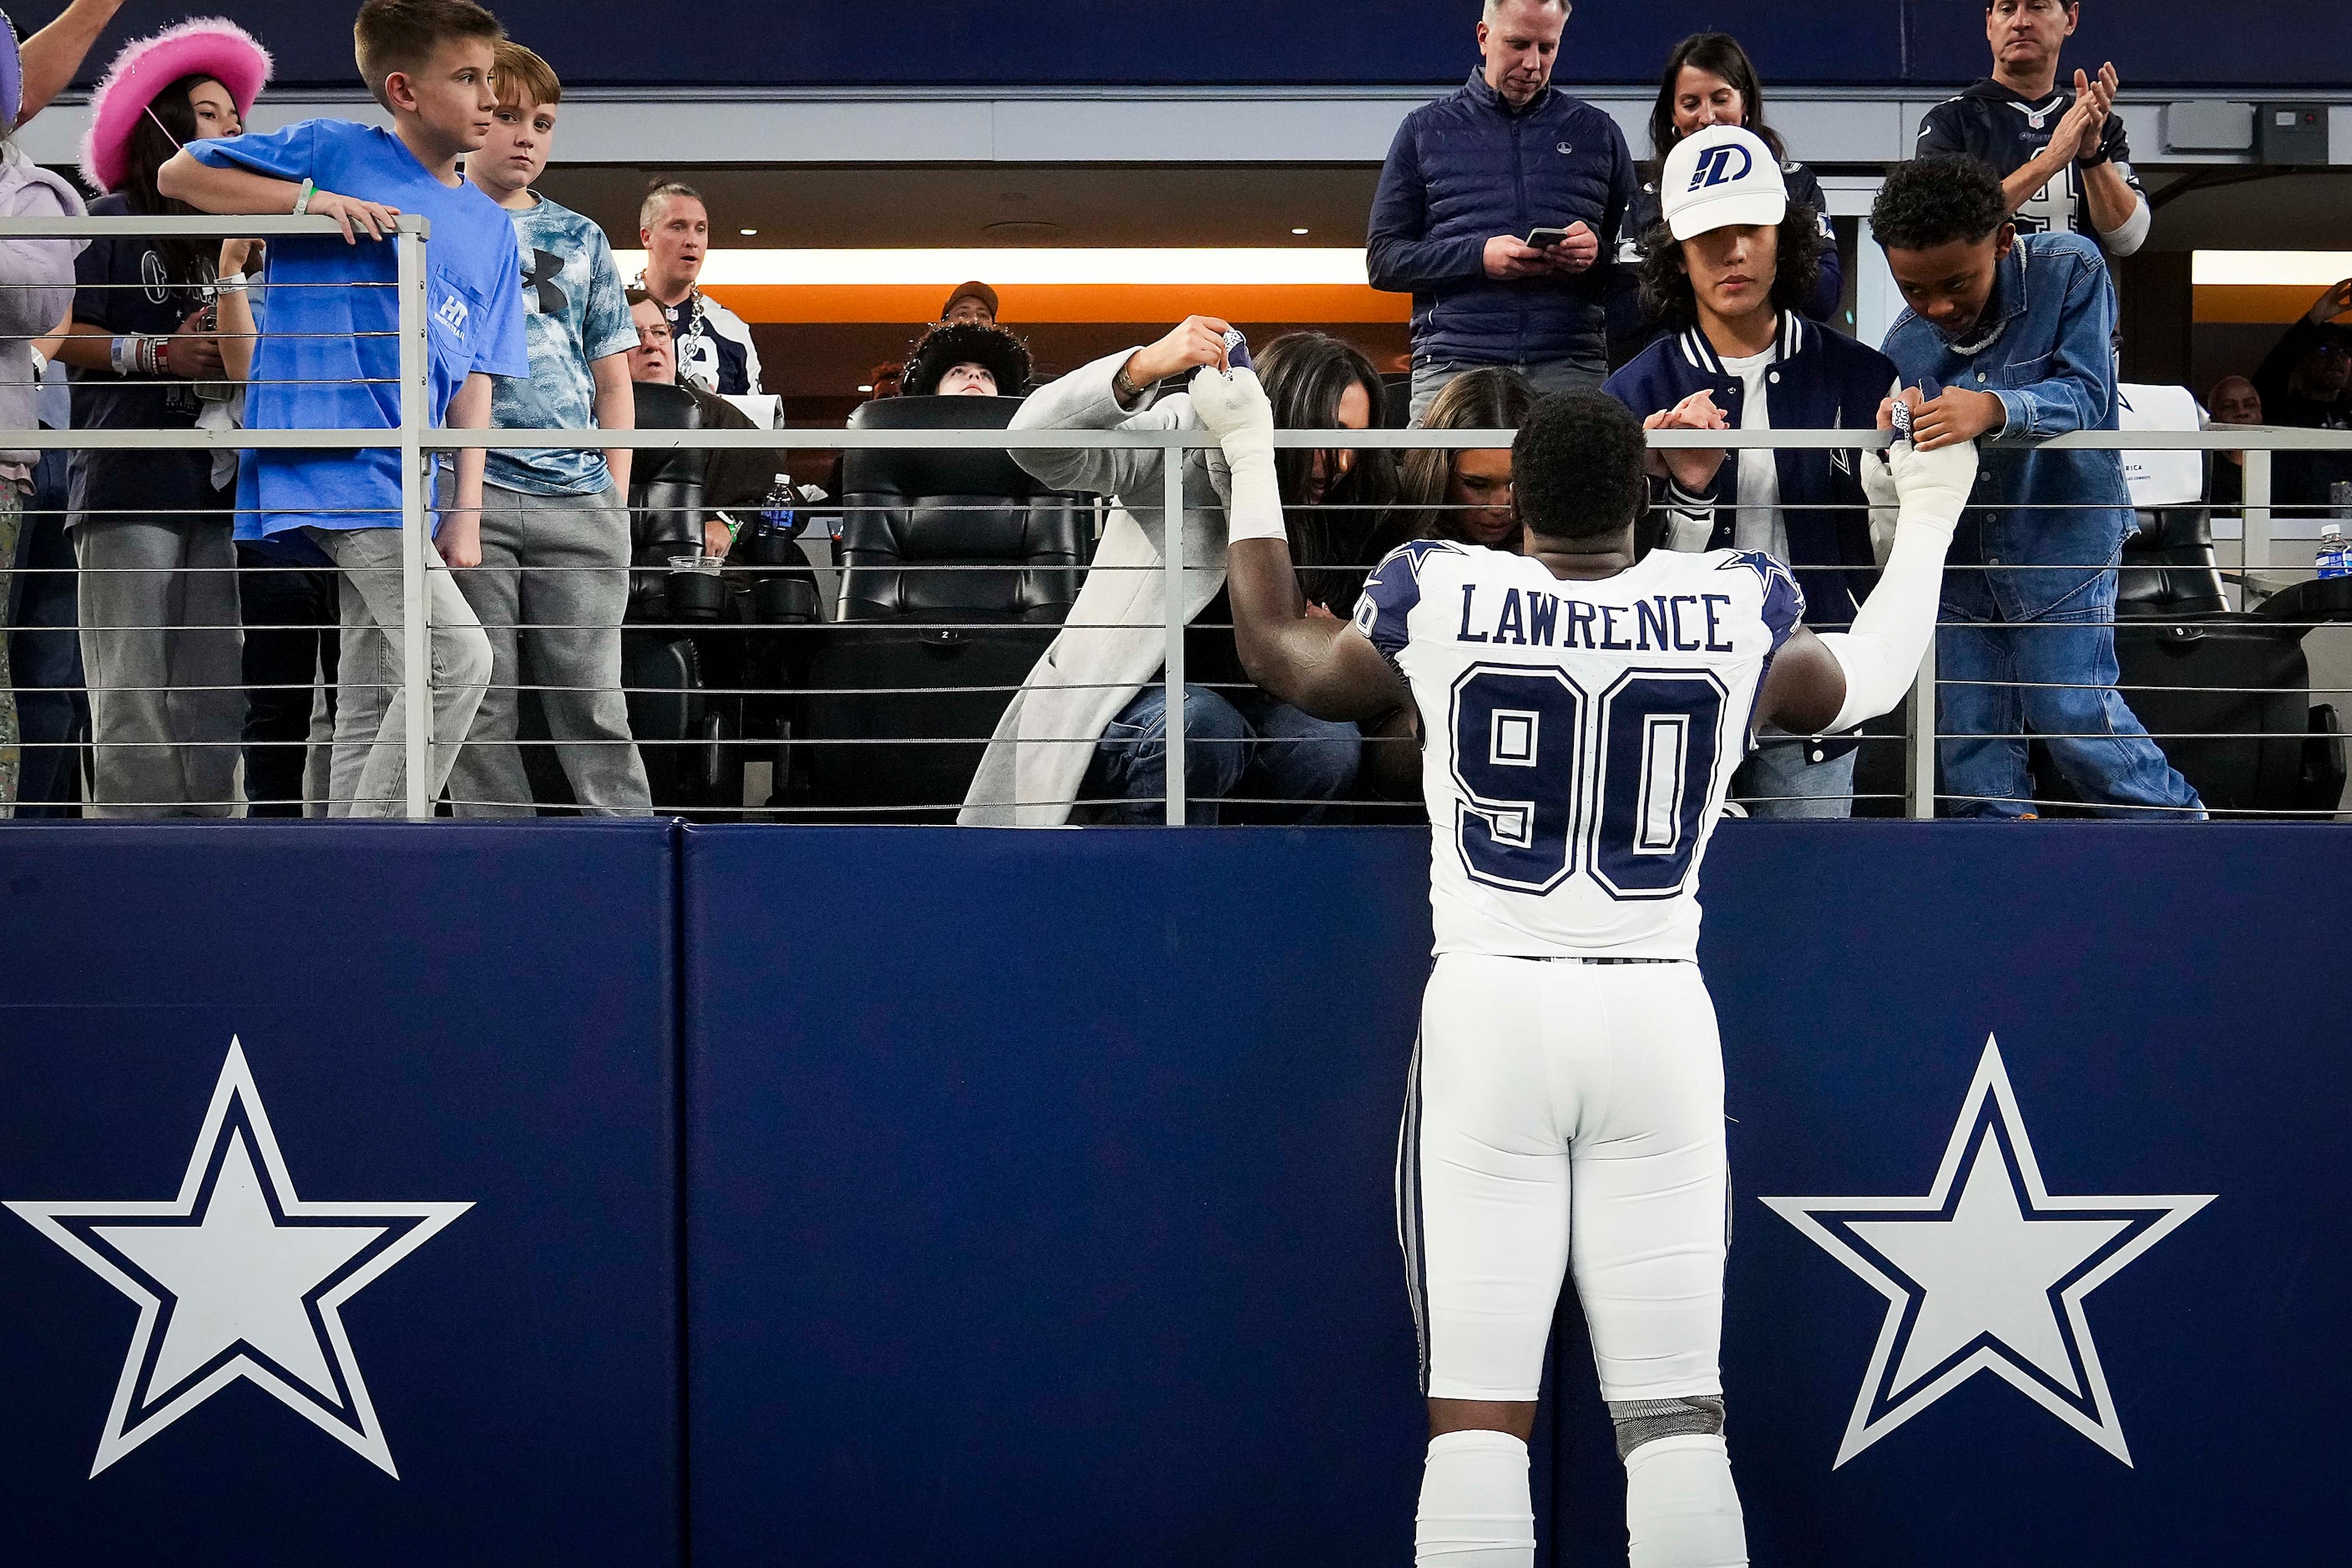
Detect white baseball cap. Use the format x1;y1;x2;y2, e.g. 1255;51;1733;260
1660;124;1788;241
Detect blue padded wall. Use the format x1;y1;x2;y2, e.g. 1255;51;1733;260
0;822;682;1567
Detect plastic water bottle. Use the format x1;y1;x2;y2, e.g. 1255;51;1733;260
2317;523;2349;580
760;473;796;537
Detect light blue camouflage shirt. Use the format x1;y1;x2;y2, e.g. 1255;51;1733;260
486;194;638;496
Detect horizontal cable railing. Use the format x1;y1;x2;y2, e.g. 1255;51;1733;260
5;215;2350;824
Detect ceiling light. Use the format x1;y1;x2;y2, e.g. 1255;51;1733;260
609;247;1373;286
739;228;759;236
2193;250;2352;286
1292;226;1310;235
857;384;874;392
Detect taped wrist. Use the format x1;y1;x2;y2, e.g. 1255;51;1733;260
1220;427;1286;544
1817;508;1955;732
1609;1395;1726;1460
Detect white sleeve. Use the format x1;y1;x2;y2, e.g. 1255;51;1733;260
1813;438;1973;731
2099;191;2152;258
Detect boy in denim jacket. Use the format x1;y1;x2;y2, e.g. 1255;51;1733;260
1874;154;2201;820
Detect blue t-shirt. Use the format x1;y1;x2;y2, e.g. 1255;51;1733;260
486;194;637;497
187;119;528;542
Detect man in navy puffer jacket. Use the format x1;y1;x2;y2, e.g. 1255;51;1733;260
1368;0;1635;423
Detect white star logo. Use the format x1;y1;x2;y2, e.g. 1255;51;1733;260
1763;1037;2213;1468
6;1039;471;1478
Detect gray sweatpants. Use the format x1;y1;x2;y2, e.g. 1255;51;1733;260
306;524;493;819
446;483;650;817
73;515;245;817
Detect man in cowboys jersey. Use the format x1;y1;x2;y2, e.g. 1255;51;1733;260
1916;0;2150;259
635;180;765;397
1196;362;1975;1565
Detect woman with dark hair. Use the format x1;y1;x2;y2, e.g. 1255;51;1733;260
963;318;1399;824
1604;125;1897;819
1373;366;1535;559
58;21;271;816
1606;31;1842;367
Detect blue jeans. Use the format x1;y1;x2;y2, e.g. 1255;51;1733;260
1734;730;1858;821
1084;683;1361;825
1937;564;2204;820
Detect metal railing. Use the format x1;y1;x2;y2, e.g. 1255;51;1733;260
7;215;2352;826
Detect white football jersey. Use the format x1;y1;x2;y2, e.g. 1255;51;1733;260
1354;540;1805;961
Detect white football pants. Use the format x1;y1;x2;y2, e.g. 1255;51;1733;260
1398;953;1730;1404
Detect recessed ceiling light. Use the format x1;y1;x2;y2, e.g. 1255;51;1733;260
857;384;874;392
1292;226;1310;235
739;228;759;236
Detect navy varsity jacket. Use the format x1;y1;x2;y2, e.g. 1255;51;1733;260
1603;311;1895;630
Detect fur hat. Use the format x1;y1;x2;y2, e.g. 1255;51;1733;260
82;18;273;195
902;321;1032;399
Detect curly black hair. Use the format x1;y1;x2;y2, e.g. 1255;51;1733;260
1869;154;2010;252
1511;391;1649;544
1636;202;1827;334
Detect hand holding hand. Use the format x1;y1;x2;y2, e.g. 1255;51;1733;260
1187;362;1275;444
1643;390;1732;492
1125;315;1233;391
1886;409;1979;528
308;190;401;244
1484;235;1549;281
1909;387;2005;451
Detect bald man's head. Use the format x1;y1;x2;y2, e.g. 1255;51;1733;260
2208;376;2263;427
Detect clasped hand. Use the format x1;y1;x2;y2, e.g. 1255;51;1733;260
1641;390;1732;493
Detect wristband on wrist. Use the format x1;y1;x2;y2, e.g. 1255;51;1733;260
110;335;164;377
293;178;316;216
217;271;247;292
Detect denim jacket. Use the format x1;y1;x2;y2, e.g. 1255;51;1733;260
1880;232;2132;619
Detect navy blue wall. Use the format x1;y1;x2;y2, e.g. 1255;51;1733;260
13;1;2350;91
2;820;2344;1565
0;822;681;1567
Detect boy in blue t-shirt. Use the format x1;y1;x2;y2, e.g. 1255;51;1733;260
158;0;527;818
443;42;650;817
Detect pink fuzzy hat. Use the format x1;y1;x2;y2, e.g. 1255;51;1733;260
81;18;272;194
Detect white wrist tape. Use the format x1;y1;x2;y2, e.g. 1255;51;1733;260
1219;427;1287;544
1816;505;1955;732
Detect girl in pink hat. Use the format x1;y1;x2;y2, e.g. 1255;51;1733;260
56;19;271;817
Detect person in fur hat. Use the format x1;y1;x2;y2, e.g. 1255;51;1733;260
901;319;1032;399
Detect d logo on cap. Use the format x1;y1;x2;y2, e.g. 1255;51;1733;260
1687;143;1754;192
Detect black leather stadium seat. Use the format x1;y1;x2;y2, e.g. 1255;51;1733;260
834;395;1084;624
2029;498;2347;817
802;395;1089;818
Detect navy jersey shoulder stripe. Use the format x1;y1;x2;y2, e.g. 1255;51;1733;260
1716;549;1805;653
1355;539;1464;659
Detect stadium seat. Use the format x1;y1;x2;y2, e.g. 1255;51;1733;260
800;394;1089;819
2029;498;2349;817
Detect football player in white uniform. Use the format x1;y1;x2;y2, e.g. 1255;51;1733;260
1186;367;1975;1567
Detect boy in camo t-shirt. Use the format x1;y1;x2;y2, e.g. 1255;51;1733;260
444;41;650;815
